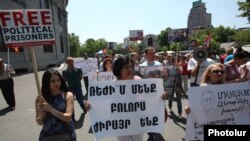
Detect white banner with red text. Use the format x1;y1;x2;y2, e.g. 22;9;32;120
0;9;55;47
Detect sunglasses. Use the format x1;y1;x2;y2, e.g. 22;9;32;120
211;70;224;74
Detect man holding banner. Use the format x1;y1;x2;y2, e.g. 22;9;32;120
139;47;166;141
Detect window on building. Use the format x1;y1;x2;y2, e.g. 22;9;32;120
60;34;64;53
45;0;50;9
39;0;49;9
43;45;53;52
58;7;62;22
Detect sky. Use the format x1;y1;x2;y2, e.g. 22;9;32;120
66;0;249;44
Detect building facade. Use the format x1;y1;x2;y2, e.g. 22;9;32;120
187;0;212;34
0;0;69;72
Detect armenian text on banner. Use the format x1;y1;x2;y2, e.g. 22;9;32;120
185;81;250;141
74;58;98;75
88;71;116;83
88;79;165;140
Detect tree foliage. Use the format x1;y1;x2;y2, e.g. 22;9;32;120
188;26;239;52
158;27;171;47
68;33;81;57
213;26;236;43
234;29;250;47
237;0;250;24
81;38;107;56
68;24;250;57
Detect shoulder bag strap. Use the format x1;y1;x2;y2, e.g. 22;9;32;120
194;65;200;84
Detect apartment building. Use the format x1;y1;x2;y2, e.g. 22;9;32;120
187;0;212;34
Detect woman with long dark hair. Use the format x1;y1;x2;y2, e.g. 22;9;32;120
36;69;76;141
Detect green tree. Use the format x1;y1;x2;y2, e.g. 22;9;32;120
213;26;236;43
81;38;107;56
234;29;250;46
158;27;171;47
68;33;81;57
96;39;108;49
81;38;97;56
237;0;250;23
190;28;220;51
169;42;186;52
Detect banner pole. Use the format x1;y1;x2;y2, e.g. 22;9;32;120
29;47;42;96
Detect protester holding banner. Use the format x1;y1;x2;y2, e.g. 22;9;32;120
35;69;76;141
183;63;250;140
112;56;144;141
224;47;250;83
62;57;86;121
167;57;184;119
0;58;16;111
185;63;225;114
139;47;166;141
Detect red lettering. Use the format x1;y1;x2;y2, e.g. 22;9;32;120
0;12;11;27
27;11;39;25
13;11;26;26
0;10;52;27
41;11;51;25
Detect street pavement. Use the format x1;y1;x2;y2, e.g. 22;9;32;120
0;65;189;141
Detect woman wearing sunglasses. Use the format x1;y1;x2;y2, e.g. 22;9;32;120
184;63;225;114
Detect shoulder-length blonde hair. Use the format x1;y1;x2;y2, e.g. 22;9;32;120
200;63;225;84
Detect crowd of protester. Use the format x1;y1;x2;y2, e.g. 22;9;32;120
35;45;250;141
2;44;249;141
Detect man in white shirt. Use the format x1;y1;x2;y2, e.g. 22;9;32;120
139;47;162;67
188;54;214;87
139;47;165;141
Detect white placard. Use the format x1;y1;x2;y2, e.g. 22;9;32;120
185;81;250;141
0;9;55;47
88;79;165;140
74;58;98;75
